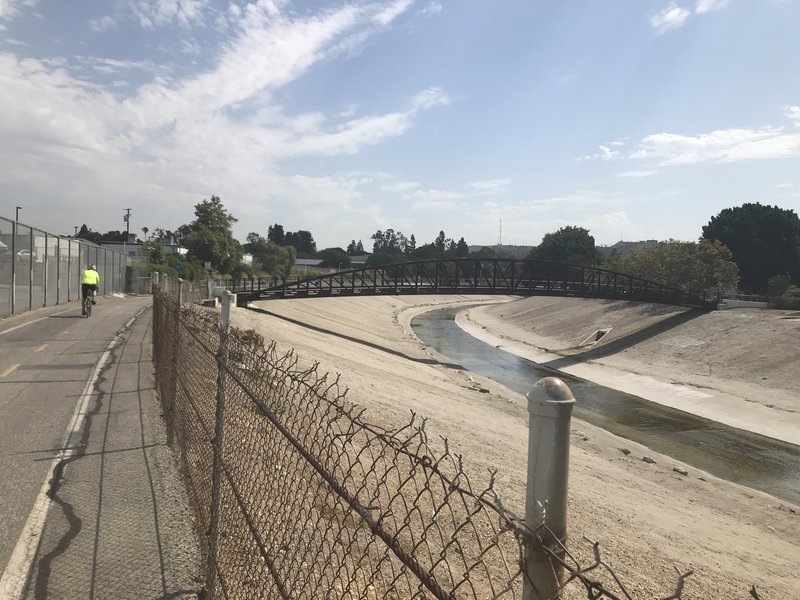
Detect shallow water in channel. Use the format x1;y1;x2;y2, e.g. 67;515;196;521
412;307;800;505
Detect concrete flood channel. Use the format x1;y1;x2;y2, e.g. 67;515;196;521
411;306;800;506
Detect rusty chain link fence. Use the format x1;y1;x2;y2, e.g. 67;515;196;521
151;285;696;600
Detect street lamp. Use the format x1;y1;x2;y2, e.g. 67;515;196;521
15;206;21;222
74;226;79;237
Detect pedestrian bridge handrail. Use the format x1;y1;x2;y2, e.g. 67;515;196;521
225;258;716;309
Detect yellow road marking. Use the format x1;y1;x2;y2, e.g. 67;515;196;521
35;344;48;353
1;364;20;377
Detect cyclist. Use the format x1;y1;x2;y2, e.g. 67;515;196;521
81;264;100;315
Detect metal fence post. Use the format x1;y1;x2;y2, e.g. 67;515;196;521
524;377;575;600
56;236;61;305
43;232;48;307
208;289;235;597
165;278;184;447
28;227;33;311
10;220;16;315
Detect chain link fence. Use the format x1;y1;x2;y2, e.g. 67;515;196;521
0;215;132;318
151;285;697;600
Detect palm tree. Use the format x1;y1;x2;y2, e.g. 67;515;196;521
142;226;149;241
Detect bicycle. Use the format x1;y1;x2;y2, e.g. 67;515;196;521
83;290;95;318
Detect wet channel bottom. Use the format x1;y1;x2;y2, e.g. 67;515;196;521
412;307;800;506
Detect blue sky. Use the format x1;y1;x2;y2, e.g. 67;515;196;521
1;0;798;250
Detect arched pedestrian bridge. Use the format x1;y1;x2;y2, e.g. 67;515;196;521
226;258;717;309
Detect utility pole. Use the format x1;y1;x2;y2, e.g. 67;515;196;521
16;206;21;222
123;208;132;240
123;208;131;256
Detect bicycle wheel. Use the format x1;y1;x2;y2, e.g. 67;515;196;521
85;295;91;318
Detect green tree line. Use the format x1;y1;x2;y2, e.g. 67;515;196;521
85;196;798;296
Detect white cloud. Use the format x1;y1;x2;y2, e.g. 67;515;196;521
0;3;452;241
786;105;800;127
582;144;622;161
380;181;418;192
130;0;210;29
618;170;657;178
180;38;202;55
77;56;163;75
418;2;442;18
0;0;38;21
411;87;450;110
89;15;117;31
634;127;800;165
373;0;415;26
650;3;691;33
279;97;444;156
695;0;729;14
469;179;510;194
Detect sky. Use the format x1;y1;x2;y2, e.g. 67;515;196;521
1;0;799;250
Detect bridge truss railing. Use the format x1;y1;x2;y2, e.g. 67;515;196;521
225;259;716;309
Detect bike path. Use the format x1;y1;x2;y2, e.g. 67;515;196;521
0;296;201;599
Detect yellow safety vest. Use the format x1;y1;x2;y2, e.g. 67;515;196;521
82;269;100;285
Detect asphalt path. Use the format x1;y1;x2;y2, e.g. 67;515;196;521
0;295;200;599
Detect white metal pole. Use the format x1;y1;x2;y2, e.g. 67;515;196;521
523;377;575;600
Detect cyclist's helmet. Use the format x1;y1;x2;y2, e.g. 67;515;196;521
90;264;96;270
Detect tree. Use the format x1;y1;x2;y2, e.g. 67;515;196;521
268;223;285;246
412;242;442;260
604;239;739;291
317;247;351;269
194;195;237;232
153;228;177;245
101;230;129;242
244;234;295;278
142;226;149;241
405;234;416;255
181;195;243;273
434;231;446;253
531;226;596;265
702;203;800;293
455;237;469;258
346;240;365;256
371;229;407;254
143;238;166;265
767;274;793;299
285;230;316;256
470;246;497;259
76;224;102;245
244;232;265;253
